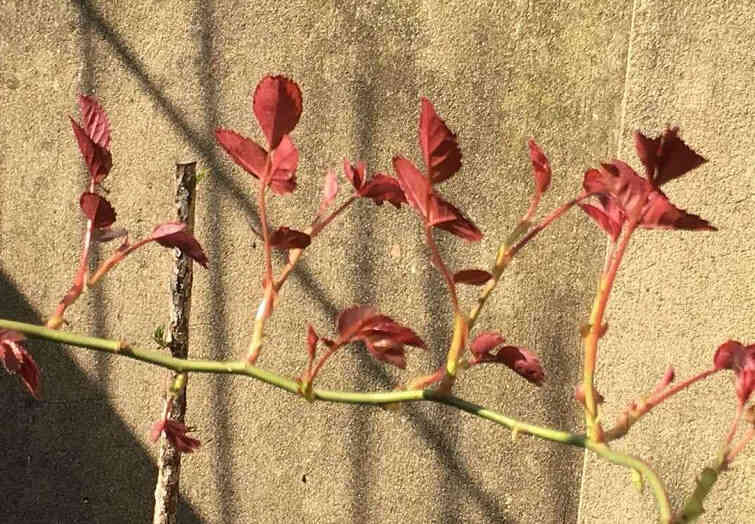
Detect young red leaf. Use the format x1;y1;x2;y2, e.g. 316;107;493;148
78;95;111;149
149;222;208;268
344;159;366;191
453;269;492;286
579;201;622;242
470;331;506;356
713;340;755;403
215;128;267;178
635;127;707;187
268;134;298;195
640;191;716;231
468;331;544;386
0;329;41;399
71;118;112;183
150;419;201;453
393;156;431;217
317;171;339;218
358;174;406;208
582;161;715;232
528;139;551;195
253;75;303;149
336;306;426;369
306;325;318;360
428;194;482;241
269;226;311;250
79;192;116;228
419;98;461;184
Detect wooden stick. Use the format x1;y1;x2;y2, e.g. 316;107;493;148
153;162;197;524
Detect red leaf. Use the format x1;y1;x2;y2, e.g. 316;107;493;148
71;118;112;183
307;325;318;360
344;159;366;191
528;139;551;195
468;331;544;386
635;127;707;187
336;306;425;369
358;174;406;208
253;75;303;149
419;98;461;184
582;161;715;232
215;128;267;178
269;226;311;250
79;192;116;228
470;332;506;356
453;269;492;285
78;95;111;149
0;330;41;398
393;156;431;217
640;191;716;231
713;340;755;403
150;419;201;453
579;202;622;242
317;171;339;218
428;194;482;241
149;222;208;268
268;134;298;195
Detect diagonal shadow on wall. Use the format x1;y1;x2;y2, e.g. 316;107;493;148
0;269;203;523
57;1;572;522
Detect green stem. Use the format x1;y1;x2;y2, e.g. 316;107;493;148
4;317;682;521
587;442;673;524
1;318;581;447
583;220;637;440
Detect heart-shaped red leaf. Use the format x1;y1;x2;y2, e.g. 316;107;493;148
358;174;406;208
269;227;311;250
453;269;492;285
419;98;461;184
268;134;298;195
78;95;111;149
79;192;117;228
149;222;208;268
215;128;267;178
71;118;113;183
253;75;303;149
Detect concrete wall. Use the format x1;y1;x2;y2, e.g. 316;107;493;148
0;1;752;522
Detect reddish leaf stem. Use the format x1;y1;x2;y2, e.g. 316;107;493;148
724;401;745;449
468;196;584;330
309;341;343;383
87;237;153;286
605;367;719;441
47;181;98;329
725;427;754;464
424;224;459;312
583;219;638;441
311;195;356;237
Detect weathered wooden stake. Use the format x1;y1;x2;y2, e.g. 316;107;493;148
153;162;197;524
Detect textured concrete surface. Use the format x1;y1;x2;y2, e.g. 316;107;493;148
0;1;751;523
